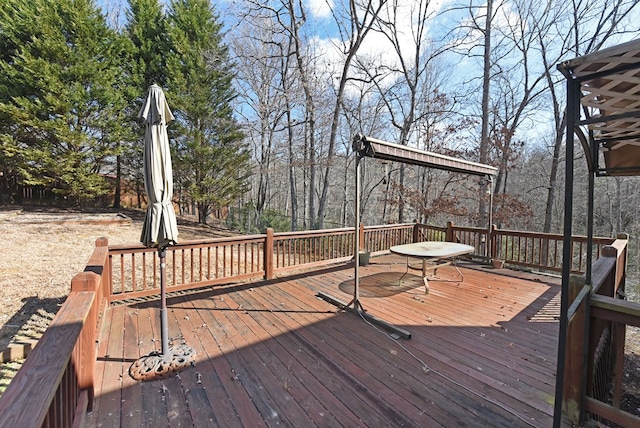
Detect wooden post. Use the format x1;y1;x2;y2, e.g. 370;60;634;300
445;221;454;242
615;233;629;296
71;271;100;293
490;224;497;259
359;223;365;251
82;238;109;317
412;223;420;243
264;228;274;280
70;273;100;412
563;275;589;424
603;234;628;409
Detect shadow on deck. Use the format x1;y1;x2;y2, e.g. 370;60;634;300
86;255;562;427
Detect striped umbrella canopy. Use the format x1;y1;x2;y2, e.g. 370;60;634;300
139;84;178;249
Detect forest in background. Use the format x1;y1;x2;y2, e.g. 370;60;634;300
2;0;640;279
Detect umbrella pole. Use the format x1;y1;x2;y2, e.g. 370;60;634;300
159;246;169;357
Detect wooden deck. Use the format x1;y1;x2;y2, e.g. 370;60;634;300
86;254;562;427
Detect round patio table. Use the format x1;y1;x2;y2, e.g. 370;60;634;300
390;241;475;293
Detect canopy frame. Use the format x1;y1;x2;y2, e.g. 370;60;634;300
554;39;640;426
319;134;498;339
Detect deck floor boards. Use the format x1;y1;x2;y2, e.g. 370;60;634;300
86;256;563;427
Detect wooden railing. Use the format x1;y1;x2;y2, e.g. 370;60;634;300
108;234;267;301
562;234;640;426
363;223;414;254
106;222;615;302
273;227;357;274
107;224;420;301
413;222;614;273
0;238;109;428
492;227;613;273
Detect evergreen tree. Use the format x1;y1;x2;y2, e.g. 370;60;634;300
0;0;128;204
166;0;250;224
122;0;171;208
126;0;170;91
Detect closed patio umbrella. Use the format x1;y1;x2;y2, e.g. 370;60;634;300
130;84;194;381
140;83;178;250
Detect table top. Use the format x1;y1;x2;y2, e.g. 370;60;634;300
390;241;475;259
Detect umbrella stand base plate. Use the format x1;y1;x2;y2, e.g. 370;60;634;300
129;344;196;381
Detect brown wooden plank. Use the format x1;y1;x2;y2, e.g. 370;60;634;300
267;275;523;427
227;287;375;426
163;373;193;427
173;293;248;428
93;302;125;427
119;307;145;425
209;291;319;426
356;266;553;412
85;299;111;426
246;280;451;427
345;272;559;376
227;290;356;427
284;264;556;424
139;305;170;426
239;281;452;427
181;293;268;428
165;293;233;427
91;256;560;428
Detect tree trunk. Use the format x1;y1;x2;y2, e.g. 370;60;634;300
478;0;493;228
287;110;298;231
544;112;566;233
198;202;208;225
113;151;121;209
398;164;406;223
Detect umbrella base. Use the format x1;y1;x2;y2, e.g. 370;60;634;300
129;344;196;381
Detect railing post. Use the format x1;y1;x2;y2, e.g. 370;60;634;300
412;223;420;243
563;275;589;424
359;223;365;251
264;228;274;280
93;237;110;313
615;233;629;295
490;225;497;259
445;221;454;242
71;271;99;293
70;272;99;412
604;233;629;409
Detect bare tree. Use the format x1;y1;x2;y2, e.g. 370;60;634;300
538;0;640;232
314;0;387;229
234;0;323;230
232;16;289;229
363;0;449;222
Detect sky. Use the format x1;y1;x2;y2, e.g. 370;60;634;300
97;0;640;150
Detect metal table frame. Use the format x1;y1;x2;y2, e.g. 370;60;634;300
390;242;475;293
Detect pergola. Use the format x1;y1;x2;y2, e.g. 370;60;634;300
556;39;640;426
319;134;498;338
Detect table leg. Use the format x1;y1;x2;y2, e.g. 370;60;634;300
422;260;429;294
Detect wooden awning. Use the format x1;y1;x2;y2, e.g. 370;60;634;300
353;135;498;177
558;39;640;176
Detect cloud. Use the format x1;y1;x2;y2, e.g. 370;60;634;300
306;0;334;19
312;1;453;86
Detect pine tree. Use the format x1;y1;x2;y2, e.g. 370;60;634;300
0;0;128;204
126;0;170;91
166;0;250;224
121;0;171;208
